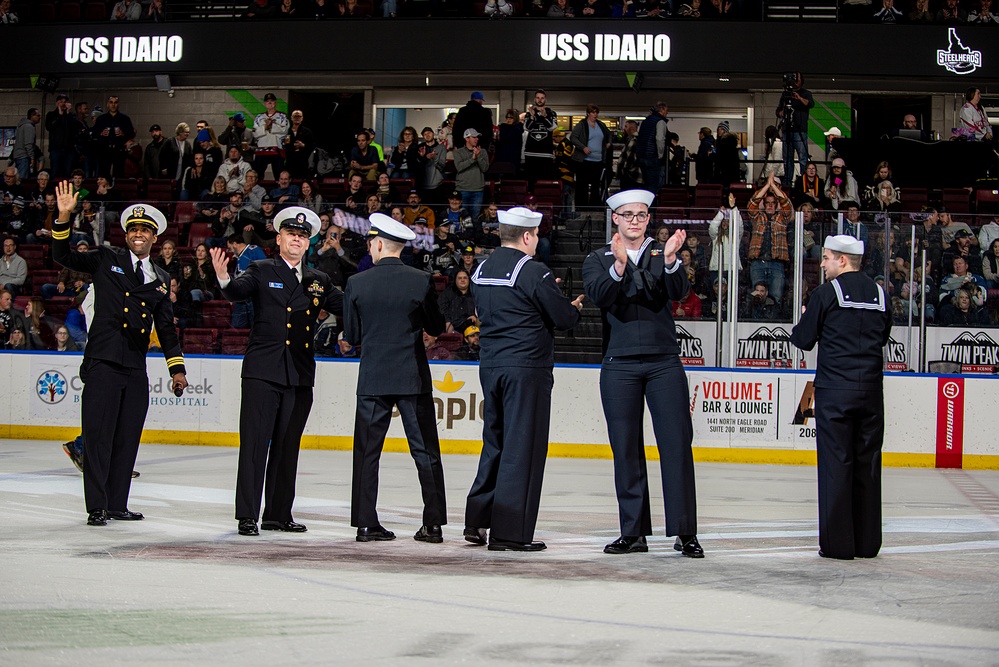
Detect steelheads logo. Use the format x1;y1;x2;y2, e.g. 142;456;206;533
936;28;981;75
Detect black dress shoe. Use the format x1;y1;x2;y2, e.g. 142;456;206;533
261;520;307;533
414;525;443;543
107;509;144;521
463;526;487;546
238;519;259;536
131;470;140;478
356;525;396;542
488;538;547;552
87;510;107;526
674;535;704;558
604;535;648;554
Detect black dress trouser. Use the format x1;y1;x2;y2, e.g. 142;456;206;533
599;354;697;538
235;377;313;522
81;359;148;513
814;386;884;559
351;393;447;528
465;366;554;543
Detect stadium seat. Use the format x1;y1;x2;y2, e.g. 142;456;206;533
187;223;213;248
200;300;232;328
220;328;251;355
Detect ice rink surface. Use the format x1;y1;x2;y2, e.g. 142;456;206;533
1;439;997;665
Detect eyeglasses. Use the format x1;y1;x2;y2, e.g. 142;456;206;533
614;211;650;222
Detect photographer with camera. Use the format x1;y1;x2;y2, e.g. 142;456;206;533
775;72;814;183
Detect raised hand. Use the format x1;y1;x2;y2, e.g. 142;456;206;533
209;246;230;278
610;232;628;276
663;229;687;263
55;180;79;220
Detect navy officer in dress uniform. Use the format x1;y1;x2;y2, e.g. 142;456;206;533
463;207;583;552
582;189;704;558
210;206;343;537
790;235;892;560
343;213;448;544
52;181;188;526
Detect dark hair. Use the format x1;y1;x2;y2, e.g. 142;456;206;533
227;233;244;245
27;107;39;118
965;87;979;104
71;168;85;178
586;103;600;115
754;280;768;290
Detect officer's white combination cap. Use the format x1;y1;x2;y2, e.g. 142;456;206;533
121;203;168;235
275;206;322;238
824;234;864;256
497;206;542;228
606;189;655;211
368;212;416;243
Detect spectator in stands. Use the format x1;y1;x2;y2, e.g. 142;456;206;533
776;73;813;181
636;102;669;196
3;198;33;243
439;191;474;241
240;170;266;212
907;0;934;21
866;161;892;193
939;206;976;247
495;109;524;177
68;170;90;202
704;276;729;320
873;0;903;21
438;113;458;161
24;297;56;350
454;325;481;361
484;0;515;14
424;330;452;360
243;0;277;17
269;170;300;208
181;152;211;202
840;201;868;245
570;104;613;207
150;239;182;283
25;193;56;244
959;87;993;141
678;246;706;299
760;125;784;183
866;179;901;214
223;234;267;328
453;92;494;153
417;127;446;204
161;122;193;183
111;0;142;20
978;215;999;250
894;114;931;141
219;113;253;156
791;161;825;209
741;280;780;320
284;110;315;180
6;326;27;350
982;239;999;287
370;172;403;209
943;228;983;275
548;0;575;14
474;202;501;253
276;0;298;17
142;124;166;180
403;190;436;229
936;0;968;22
217;146;251;193
969;0;999;21
616;120;642;192
747;172;792;303
337;0;372;15
553;129;576;212
365;194;384;216
197;176;230;229
194;129;224;181
148;0;165;21
340;174;368;214
824;157;859;210
46;95;83;179
91;96;135;179
714;121;741;186
694;126;715;184
915;206;944;279
388;127;420;181
1;166;22;212
0;289;23;345
53;325;79;352
708;194;743;284
0;0;18;22
939;288;987;326
297;180;326;215
252;93;289;180
243;195;279;248
122;136;143;178
211;191;249;248
431;221;461;275
685;229;707;269
454;129;490;221
349;131;381;182
184;243;219;307
0;238;27;296
940;255;987;305
799;202;822;258
452;244;480;280
579;0;611;14
672;255;703;320
309;223;358;289
10;108;40;179
439;268;478;334
522;195;553;265
42;240;91;299
27;171;51;209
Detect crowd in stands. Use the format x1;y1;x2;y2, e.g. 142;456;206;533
2;85;997;361
3;0;997;22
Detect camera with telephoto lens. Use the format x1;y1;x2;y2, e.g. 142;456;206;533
782;72;798;92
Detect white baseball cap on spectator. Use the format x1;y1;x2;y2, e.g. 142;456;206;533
824;127;843;137
463;128;481;139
